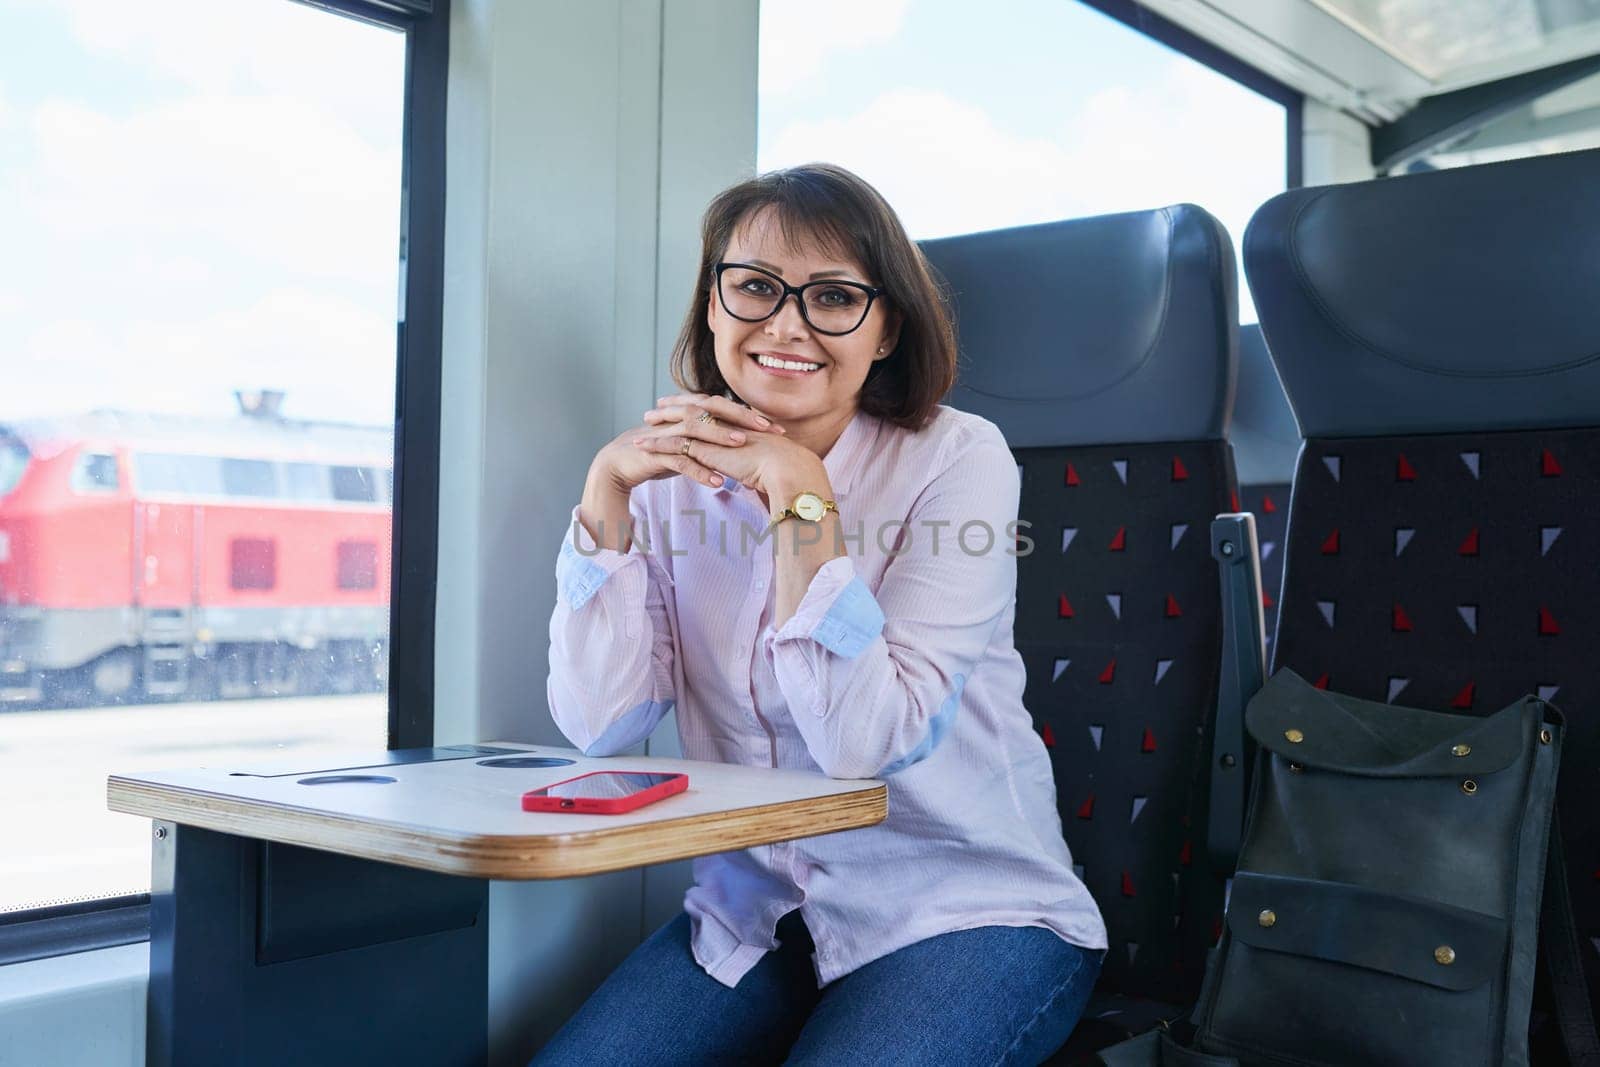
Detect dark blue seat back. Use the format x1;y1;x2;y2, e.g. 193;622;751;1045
923;205;1239;1002
1245;147;1600;1015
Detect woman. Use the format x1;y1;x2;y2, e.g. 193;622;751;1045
538;163;1106;1065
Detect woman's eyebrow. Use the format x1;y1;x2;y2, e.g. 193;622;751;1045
743;257;859;281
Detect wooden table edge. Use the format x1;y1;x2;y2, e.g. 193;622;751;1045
107;777;888;880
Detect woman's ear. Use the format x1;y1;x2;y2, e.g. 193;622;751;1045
705;282;720;334
875;311;904;360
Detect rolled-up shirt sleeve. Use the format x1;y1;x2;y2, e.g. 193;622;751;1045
760;424;1019;779
547;500;676;756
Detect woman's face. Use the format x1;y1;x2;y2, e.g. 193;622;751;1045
707;207;899;428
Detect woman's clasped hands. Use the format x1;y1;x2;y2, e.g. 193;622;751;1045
604;392;801;501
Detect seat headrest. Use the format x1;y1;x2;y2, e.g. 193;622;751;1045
1244;147;1600;438
921;204;1237;448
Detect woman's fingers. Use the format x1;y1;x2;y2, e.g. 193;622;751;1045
627;436;724;487
651;394;785;433
640;404;754;445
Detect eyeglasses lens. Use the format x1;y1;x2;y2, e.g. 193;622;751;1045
719;266;870;335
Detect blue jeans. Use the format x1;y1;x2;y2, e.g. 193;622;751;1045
532;910;1103;1066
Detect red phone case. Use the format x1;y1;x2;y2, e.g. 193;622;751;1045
521;771;689;814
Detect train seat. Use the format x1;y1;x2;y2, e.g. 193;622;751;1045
1244;145;1600;1041
921;205;1240;1057
1231;324;1296;653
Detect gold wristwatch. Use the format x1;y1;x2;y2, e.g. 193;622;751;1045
766;489;837;533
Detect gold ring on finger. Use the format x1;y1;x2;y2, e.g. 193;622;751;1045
680;439;692;456
695;411;716;426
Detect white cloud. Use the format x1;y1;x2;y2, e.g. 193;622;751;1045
20;94;401;285
759;0;913;94
765;89;1083;237
11;287;396;424
19;0;402;132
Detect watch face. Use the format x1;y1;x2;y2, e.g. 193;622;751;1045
794;492;826;521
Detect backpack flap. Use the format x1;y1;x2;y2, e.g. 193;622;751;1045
1226;871;1506;992
1244;668;1533;778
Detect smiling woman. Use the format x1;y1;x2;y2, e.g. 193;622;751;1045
539;163;1108;1064
670;163;955;446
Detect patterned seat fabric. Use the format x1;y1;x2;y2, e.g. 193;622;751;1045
1272;430;1600;995
921;203;1240;1021
1017;442;1235;1000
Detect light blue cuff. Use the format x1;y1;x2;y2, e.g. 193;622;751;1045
809;575;885;658
557;534;615;611
582;698;675;757
879;674;965;776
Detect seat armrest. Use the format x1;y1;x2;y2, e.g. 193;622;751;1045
1207;514;1268;873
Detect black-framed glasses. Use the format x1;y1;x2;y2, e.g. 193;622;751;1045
714;262;884;337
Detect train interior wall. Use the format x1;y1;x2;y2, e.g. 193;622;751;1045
0;3;1369;1064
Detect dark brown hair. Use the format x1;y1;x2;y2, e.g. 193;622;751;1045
669;163;957;432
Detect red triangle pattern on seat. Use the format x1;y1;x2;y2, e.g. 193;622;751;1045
1019;442;1234;1002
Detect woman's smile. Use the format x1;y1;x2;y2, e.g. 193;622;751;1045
749;350;825;377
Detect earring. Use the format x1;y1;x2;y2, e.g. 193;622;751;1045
877;345;887;354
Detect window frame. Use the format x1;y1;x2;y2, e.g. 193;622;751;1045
0;0;449;963
1077;0;1305;188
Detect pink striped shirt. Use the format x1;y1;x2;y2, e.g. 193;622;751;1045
547;404;1107;987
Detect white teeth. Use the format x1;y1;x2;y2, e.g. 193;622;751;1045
755;354;821;372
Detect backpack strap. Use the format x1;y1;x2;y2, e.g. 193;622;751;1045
1542;811;1600;1064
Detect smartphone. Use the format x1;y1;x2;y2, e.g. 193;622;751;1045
521;770;688;814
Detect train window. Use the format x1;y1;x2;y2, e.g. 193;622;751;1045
757;0;1293;321
337;541;379;590
0;439;32;498
230;538;278;591
134;452;226;497
284;461;332;501
330;464;379;503
70;452;120;494
0;0;413;921
221;458;280;499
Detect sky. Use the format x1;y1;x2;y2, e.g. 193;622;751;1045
1;0;404;424
758;0;1287;319
2;0;1286;424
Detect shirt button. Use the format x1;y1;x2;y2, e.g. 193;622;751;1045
753;580;766;590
